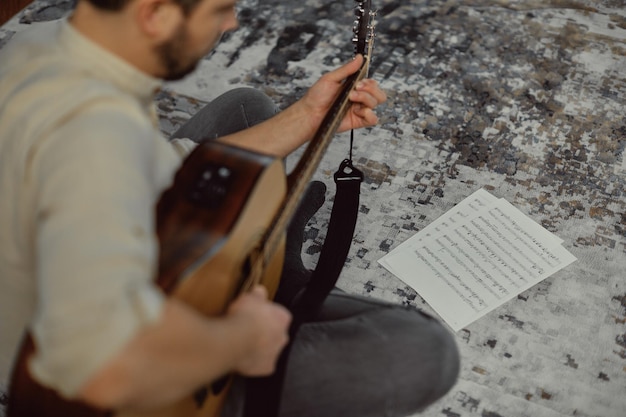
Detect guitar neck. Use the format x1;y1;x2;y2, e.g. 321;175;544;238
259;58;371;271
239;0;376;292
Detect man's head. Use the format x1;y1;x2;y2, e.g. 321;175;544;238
74;0;239;80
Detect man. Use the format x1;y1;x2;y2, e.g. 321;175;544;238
0;0;460;416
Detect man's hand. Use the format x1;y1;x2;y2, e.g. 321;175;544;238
226;285;292;376
217;55;386;157
79;287;291;410
302;54;387;134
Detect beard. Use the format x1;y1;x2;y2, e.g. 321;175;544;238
156;24;203;81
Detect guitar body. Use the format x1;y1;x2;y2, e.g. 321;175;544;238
129;141;287;417
7;141;287;417
156;140;286;311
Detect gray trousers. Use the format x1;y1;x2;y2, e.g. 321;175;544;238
172;88;460;417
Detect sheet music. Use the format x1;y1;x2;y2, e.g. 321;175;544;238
379;189;576;331
379;188;498;275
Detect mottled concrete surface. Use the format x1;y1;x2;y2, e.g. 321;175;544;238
1;1;625;416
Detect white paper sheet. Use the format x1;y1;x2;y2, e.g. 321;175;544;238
378;189;577;331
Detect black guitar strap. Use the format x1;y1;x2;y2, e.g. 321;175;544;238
242;156;363;417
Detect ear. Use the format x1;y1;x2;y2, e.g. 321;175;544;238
134;0;184;42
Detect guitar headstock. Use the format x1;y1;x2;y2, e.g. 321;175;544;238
352;0;376;63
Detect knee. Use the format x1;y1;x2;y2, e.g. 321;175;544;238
422;314;460;401
220;87;278;125
391;307;460;410
231;87;275;105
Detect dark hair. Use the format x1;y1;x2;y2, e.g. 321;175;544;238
84;0;201;14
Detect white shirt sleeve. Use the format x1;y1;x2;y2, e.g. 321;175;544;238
170;137;198;158
27;98;172;397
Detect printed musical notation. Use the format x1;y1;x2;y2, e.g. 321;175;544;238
378;189;577;331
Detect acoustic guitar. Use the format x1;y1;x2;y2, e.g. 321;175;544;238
6;1;376;416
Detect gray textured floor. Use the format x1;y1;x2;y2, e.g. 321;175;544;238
1;1;625;416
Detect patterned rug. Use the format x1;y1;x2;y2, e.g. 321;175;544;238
1;0;625;416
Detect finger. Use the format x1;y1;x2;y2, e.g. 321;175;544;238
249;285;268;299
324;54;365;82
354;79;387;104
275;304;293;326
349;89;379;110
351;106;379;126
